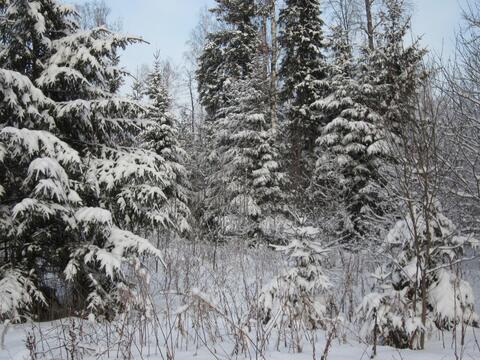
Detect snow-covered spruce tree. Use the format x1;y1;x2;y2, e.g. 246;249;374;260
130;75;144;101
38;26;151;229
39;24;189;237
311;26;354;201
278;0;330;184
203;57;285;238
313;37;390;243
197;0;264;237
140;52;191;235
145;52;170;118
0;0;80;321
313;0;426;244
258;236;332;352
0;0;163;321
0;70;64;322
358;202;478;349
197;0;258;118
375;0;427;137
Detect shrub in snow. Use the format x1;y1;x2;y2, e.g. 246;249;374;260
358;202;478;349
257;237;333;351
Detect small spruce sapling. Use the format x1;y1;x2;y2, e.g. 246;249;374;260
358;202;478;349
258;236;333;345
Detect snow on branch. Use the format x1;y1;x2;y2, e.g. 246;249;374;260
0;127;81;166
0;268;46;324
0;69;53;127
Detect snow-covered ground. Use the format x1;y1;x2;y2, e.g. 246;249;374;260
1;320;479;359
1;237;479;360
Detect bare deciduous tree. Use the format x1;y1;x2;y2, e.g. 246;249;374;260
441;0;480;234
326;0;362;41
75;0;122;31
182;6;219;138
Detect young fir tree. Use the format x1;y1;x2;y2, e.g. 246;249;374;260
358;202;478;349
258;236;332;352
278;0;330;184
204;57;285;237
141;52;191;235
0;0;162;321
130;72;145;101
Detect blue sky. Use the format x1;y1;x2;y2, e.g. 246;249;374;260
411;0;465;58
76;0;215;72
75;0;465;76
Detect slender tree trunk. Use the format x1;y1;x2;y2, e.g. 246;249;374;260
187;71;195;135
420;134;433;350
261;12;269;81
372;308;378;357
365;0;375;51
270;0;278;130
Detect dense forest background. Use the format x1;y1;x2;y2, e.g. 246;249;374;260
1;0;480;358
